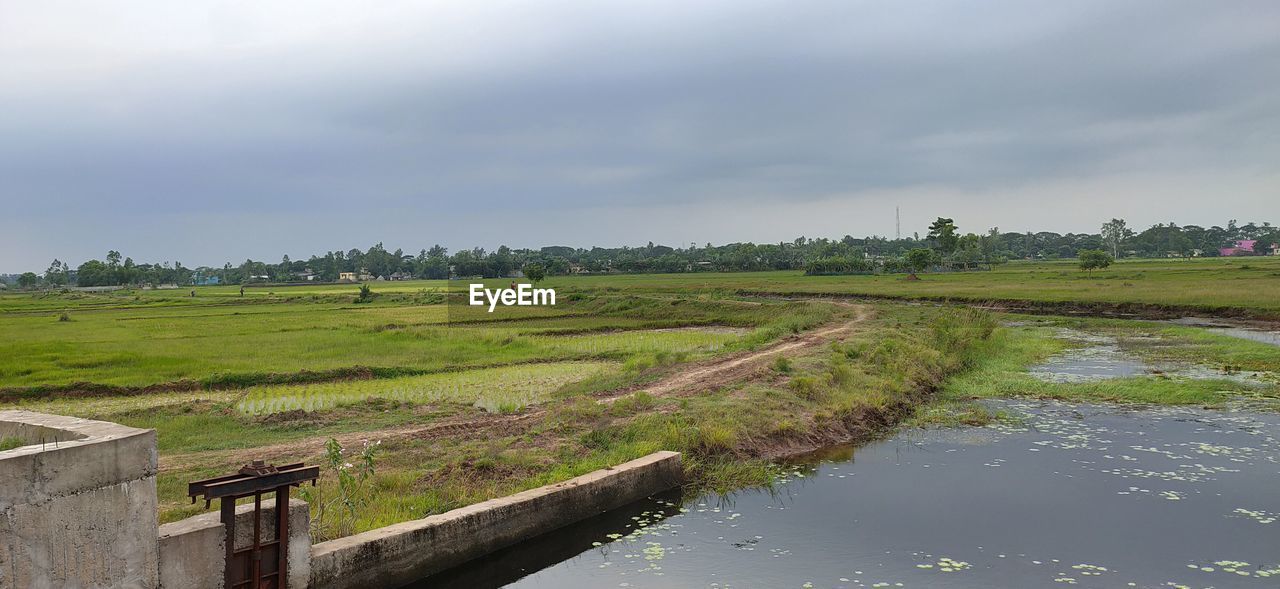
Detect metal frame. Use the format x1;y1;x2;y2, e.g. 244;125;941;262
189;462;319;589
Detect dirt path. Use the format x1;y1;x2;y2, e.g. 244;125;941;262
160;303;873;472
617;303;870;399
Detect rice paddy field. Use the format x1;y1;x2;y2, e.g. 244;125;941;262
1;257;1278;544
234;362;613;416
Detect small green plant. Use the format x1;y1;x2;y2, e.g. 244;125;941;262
57;312;70;322
355;283;374;303
789;376;825;400
828;363;855;386
0;437;25;451
771;355;792;374
299;437;379;540
609;391;657;416
473;395;529;414
695;424;738;452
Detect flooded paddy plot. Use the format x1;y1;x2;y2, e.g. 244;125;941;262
1029;329;1152;382
425;400;1280;588
1030;327;1277;386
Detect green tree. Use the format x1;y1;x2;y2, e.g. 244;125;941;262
927;218;959;254
44;259;68;286
904;248;938;278
1078;249;1113;272
1252;230;1280;256
1101;218;1131;258
17;272;38;289
522;263;546;284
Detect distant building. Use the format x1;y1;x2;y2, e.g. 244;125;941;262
1219;240;1257;257
191;271;221;286
1270;243;1280;256
338;272;357;282
388;272;412;281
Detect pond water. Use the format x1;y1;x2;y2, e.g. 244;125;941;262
1028;328;1276;386
416;400;1280;589
1029;329;1153;382
1168;318;1280;348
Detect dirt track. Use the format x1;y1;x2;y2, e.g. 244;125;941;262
618;303;870;399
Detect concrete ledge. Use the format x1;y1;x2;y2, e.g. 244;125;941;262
0;410;156;505
0;410;159;589
310;451;683;589
158;499;310;589
158;517;222;589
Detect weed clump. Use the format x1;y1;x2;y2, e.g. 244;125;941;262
354;283;374;303
610;391;657;416
789;376;826;400
771;355;792;374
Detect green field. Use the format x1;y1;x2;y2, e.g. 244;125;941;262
5;257;1276;389
0;291;821;389
546;257;1280;317
1;257;1277;540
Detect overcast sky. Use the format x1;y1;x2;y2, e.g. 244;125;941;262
2;1;1278;271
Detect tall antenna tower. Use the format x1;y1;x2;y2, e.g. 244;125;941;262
895;207;901;240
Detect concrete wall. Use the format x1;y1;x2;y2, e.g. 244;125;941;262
310;451;683;589
0;410;159;589
158;499;310;589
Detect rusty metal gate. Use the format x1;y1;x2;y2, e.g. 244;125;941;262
189;461;318;589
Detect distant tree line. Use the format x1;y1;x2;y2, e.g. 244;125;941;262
4;218;1277;289
806;218;1279;276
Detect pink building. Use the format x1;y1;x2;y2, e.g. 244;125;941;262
1219;240;1257;257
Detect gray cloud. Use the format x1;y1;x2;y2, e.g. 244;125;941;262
2;0;1278;270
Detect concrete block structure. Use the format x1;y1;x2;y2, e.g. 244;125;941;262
0;410;159;589
158;500;310;589
310;451;683;589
